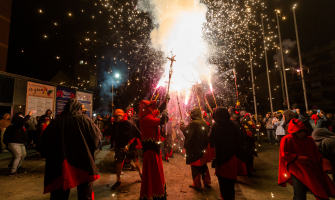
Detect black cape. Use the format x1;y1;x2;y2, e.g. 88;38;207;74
36;99;101;194
106;119;141;149
209;107;245;168
180;107;209;164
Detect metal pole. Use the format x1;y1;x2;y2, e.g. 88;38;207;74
247;25;258;125
112;81;114;113
276;10;290;109
261;14;274;114
276;47;286;105
232;59;239;100
293;5;308;111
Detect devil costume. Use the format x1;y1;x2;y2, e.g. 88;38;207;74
278;119;335;200
139;100;168;200
180;107;213;189
37;99;101;200
210;107;246;200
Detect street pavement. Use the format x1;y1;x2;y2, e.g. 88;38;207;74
0;141;332;200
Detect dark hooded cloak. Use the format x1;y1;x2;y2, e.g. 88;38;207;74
36;99;101;194
209;107;245;169
180;107;209;164
283;110;313;135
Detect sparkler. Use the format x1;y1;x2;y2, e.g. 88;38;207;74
176;92;183;120
204;96;213;114
210;88;218;108
151;86;160;100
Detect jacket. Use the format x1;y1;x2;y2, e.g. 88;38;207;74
25;116;38;131
263;117;274;130
180;107;209;164
3;116;28;145
0;113;11;131
106;117;141;149
310;115;327;130
275;120;285;136
36;99;100;194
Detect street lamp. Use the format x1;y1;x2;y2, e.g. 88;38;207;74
112;73;121;112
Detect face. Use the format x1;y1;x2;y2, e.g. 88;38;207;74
127;111;133;118
266;114;270;118
295;130;308;139
114;115;123;122
6;115;10;120
47;111;51;116
106;114;110;118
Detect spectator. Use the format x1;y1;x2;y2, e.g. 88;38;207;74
36;99;100;199
17;112;24;118
274;114;285;144
24;111;38;147
38;109;52;127
278;119;335;199
94;115;104;150
326;113;333;132
291;104;314;132
3;115;28;175
263;113;277;145
0;113;11;153
310;111;327;130
311;128;335;182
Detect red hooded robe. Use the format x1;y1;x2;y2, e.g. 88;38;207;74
139;100;167;200
278;119;335;200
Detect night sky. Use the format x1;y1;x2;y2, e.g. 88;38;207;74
5;0;335;110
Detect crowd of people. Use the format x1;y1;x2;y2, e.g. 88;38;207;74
0;109;53;175
1;98;335;200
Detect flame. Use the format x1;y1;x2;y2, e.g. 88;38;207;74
154;4;211;102
209;82;213;92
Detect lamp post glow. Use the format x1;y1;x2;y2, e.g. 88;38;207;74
112;73;120;112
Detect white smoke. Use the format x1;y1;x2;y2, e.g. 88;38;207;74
137;0;212;104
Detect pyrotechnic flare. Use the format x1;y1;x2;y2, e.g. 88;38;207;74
151;86;160;100
176;92;183;120
155;93;159;101
205;96;213;114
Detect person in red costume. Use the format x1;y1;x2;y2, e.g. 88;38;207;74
210;107;246;200
139;96;169;200
37;99;101;200
106;109;142;190
180;107;213;190
278;118;335;200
